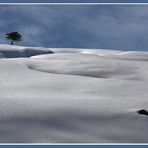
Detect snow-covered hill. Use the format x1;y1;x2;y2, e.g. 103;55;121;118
0;44;148;143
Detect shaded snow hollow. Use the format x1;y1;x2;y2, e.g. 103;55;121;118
0;44;148;143
0;44;53;58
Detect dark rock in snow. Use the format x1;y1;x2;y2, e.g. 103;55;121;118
137;109;148;116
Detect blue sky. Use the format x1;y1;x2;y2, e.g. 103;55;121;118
1;4;148;51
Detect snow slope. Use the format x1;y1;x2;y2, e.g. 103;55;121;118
0;44;148;143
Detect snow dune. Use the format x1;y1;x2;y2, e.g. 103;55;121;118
29;53;144;81
0;44;148;143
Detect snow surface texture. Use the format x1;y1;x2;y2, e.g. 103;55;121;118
0;44;148;143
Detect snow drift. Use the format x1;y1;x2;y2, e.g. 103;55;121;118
0;44;148;143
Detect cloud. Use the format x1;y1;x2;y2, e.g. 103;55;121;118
0;5;148;50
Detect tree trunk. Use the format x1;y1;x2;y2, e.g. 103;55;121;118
11;40;13;45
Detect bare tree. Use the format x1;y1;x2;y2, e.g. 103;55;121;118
6;32;22;45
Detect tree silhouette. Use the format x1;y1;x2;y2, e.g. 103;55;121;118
6;32;22;45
